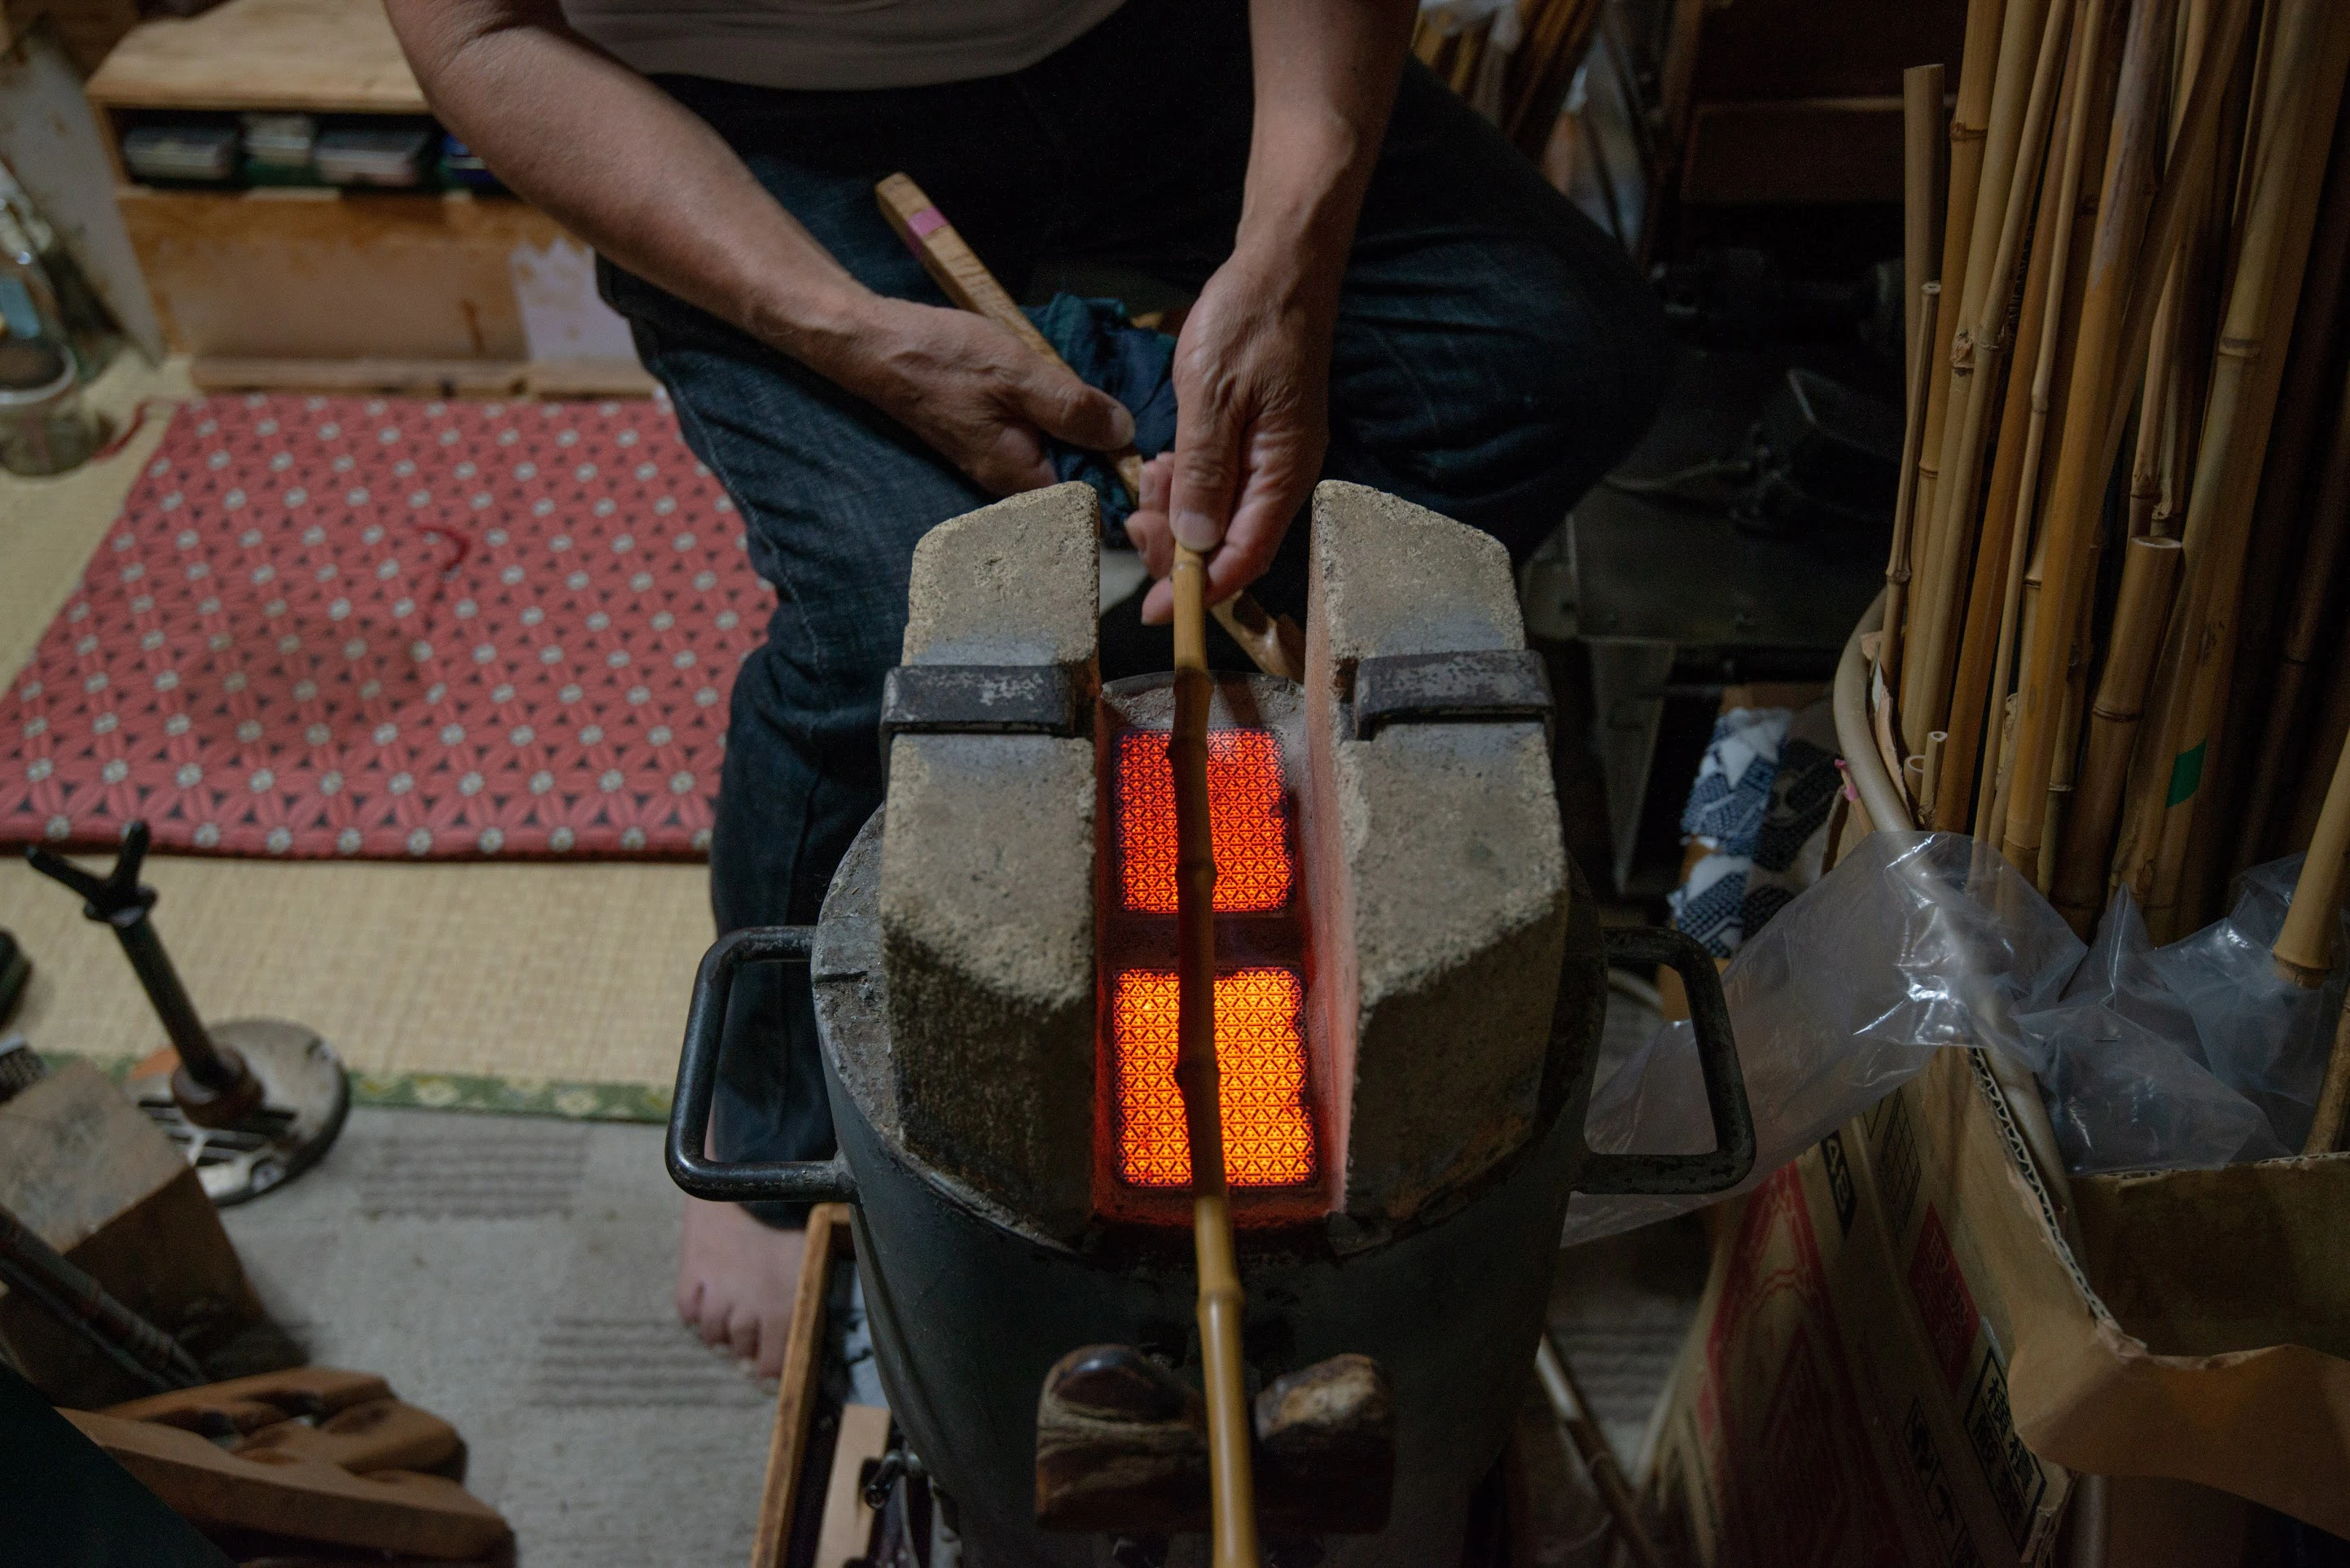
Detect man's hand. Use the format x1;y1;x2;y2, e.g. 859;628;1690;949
1122;0;1414;624
829;297;1137;497
1122;248;1335;623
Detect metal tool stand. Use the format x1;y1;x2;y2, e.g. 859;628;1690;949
25;823;348;1204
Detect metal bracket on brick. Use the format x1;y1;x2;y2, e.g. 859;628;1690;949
1348;649;1554;742
879;664;1084;747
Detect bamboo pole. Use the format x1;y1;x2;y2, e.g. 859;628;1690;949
1534;1336;1665;1568
2000;0;2188;879
2040;587;2096;891
2128;264;2185;536
1940;2;2102;834
2050;536;2185;930
2097;0;2263;478
2194;99;2350;910
1882;283;1943;703
2273;728;2350;985
2139;0;2350;939
2237;362;2350;866
1168;544;1260;1568
1987;692;2023;843
2225;112;2350;869
2125;0;2217;546
1910;0;2073;756
1905;0;2016;749
2290;615;2350;849
1906;64;1949;382
1973;1;2123;841
2111;14;2256;896
2307;1004;2350;1154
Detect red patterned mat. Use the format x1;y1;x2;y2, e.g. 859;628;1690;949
1;395;770;859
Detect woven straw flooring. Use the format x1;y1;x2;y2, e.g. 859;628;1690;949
1;357;710;1096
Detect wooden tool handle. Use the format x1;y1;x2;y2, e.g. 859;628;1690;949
879;173;1304;682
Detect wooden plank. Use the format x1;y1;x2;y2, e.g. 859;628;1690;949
191;357;533;397
812;1404;892;1568
84;0;424;115
748;1202;852;1568
1679;97;1909;207
524;357;661;400
64;1408;511;1558
117;187;562;361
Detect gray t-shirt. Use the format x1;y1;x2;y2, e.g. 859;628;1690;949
561;0;1128;90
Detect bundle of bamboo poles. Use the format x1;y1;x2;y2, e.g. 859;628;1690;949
1412;0;1607;158
1870;0;2350;979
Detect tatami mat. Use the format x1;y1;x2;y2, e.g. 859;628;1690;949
2;357;713;1096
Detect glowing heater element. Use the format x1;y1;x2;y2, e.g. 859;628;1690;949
1115;728;1293;913
1110;967;1315;1188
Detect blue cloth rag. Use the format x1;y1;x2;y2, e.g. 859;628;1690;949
1022;293;1178;533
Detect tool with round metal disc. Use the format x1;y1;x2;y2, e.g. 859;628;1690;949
25;824;349;1204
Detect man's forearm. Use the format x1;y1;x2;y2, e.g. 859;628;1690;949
1238;0;1417;283
384;0;871;373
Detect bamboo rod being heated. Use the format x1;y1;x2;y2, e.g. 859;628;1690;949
875;173;1305;681
1168;544;1261;1568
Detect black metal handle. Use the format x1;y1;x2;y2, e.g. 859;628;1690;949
25;822;244;1096
665;926;859;1205
1576;926;1757;1196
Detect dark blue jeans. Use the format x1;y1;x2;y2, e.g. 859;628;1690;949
599;0;1670;1223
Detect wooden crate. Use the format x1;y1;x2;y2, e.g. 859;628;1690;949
116;185;561;363
82;0;650;394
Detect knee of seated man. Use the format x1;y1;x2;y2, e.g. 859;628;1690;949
1404;278;1670;531
1510;255;1672;478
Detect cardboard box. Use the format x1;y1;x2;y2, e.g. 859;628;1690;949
1647;1041;2350;1560
1646;1050;2072;1566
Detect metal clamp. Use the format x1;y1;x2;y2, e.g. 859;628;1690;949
1575;926;1757;1196
1349;650;1553;742
667;926;858;1205
880;664;1082;744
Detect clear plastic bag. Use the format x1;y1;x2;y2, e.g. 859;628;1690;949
1565;832;2341;1248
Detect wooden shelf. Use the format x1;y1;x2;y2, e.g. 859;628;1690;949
85;0;425;116
77;0;649;389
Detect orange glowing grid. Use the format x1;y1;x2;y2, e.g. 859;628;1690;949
1110;967;1316;1188
1114;727;1293;913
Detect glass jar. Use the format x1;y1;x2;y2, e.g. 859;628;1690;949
0;338;94;476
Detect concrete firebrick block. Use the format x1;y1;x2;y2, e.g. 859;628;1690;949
1302;482;1570;1227
880;484;1100;1236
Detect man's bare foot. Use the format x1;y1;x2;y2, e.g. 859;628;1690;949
676;1194;805;1379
